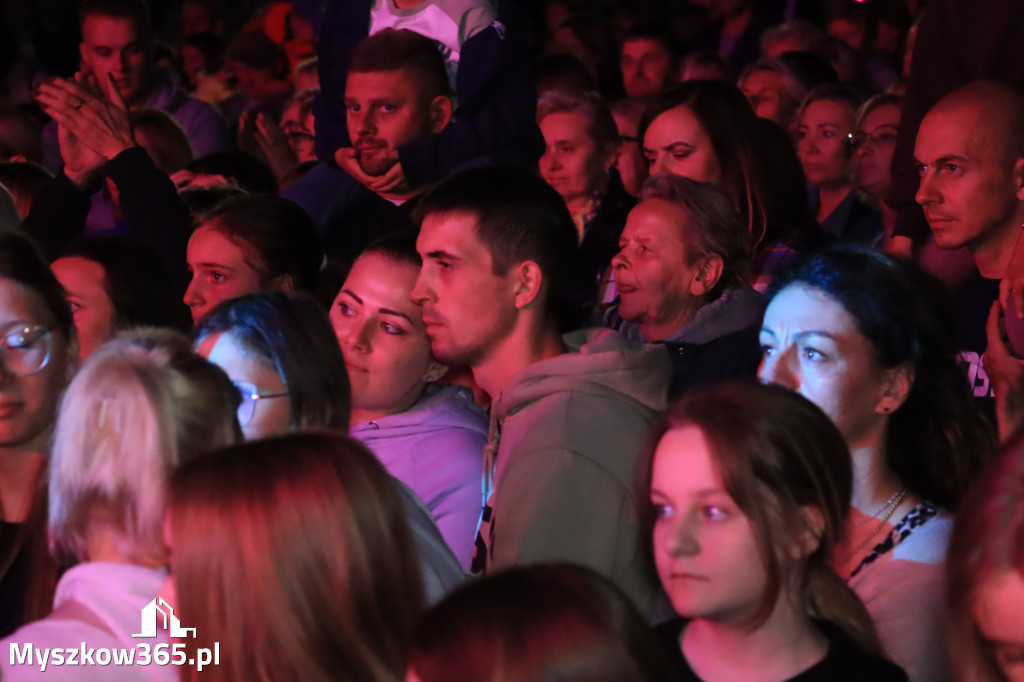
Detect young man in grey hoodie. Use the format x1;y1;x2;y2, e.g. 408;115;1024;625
412;166;671;620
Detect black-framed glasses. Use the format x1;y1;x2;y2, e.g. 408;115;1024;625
0;324;53;376
233;381;289;427
845;126;899;153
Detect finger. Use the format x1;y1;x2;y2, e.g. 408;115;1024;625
107;73;129;111
1014;284;1024;320
1000;277;1011;310
987;301;1009;355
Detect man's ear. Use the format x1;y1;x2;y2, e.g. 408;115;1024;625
875;362;914;415
429;95;453;135
512;261;544;310
1014;157;1024;201
689;254;724;297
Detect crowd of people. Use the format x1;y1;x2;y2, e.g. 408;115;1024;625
0;0;1021;679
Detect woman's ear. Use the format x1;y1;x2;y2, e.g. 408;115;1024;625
793;505;826;560
423;359;447;384
689;254;724;297
875;362;914;415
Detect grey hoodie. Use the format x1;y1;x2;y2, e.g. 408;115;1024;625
353;384;486;570
475;328;670;619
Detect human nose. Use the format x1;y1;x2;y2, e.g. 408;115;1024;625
411;268;433;305
183;276;204;310
915;168;939;206
611;246;629;271
662;515;700;558
342;318;372;354
649;154;667;175
355;109;376;136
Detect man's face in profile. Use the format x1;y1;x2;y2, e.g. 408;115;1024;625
344;68;436;177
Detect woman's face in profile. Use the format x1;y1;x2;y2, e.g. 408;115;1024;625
50;256;117;363
642;104;722;184
184;226;266;324
330;253;441;424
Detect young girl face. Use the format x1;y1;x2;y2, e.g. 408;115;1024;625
184;226;265;324
650;425;769;625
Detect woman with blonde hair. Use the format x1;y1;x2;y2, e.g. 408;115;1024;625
168;431;425;682
0;328;239;680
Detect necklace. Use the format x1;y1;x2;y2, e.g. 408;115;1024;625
842;486;909;568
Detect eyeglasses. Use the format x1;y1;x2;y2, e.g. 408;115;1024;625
233;381;289;427
845;126;898;153
0;324;53;376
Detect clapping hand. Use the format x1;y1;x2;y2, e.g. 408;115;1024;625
36;72;137;185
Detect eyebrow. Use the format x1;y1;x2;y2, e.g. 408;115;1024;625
340;289;415;324
195;261;236;271
425;249;461;262
759;328;840;342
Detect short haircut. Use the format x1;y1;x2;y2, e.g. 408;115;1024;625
534;53;597;96
193;291;351;432
409;563;672;681
537;89;619;159
348;28;450;100
130;109;195;175
198;194;323;295
640;173;751;297
622;22;680;60
226;29;289;81
78;0;151;34
414;166;579;324
57;236;191;331
182;32;225;75
48;328;239;564
185;151;278;195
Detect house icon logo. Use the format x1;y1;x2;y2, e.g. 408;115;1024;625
133;597;197;639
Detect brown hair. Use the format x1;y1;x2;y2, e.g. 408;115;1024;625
130;109;195;175
947;428;1024;682
170;431;424;682
348;28;450;101
649;382;883;655
409;563;672;682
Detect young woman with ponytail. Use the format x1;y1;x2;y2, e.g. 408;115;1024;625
649;382;906;681
758;246;995;682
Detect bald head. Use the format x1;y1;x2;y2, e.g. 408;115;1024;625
926;81;1024;164
914;81;1024;273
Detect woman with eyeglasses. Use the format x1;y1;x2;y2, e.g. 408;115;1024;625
796;85;883;246
850;93;903;248
0;232;76;638
192;291;467;601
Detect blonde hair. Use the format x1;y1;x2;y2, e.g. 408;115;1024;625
170;431;425;682
48;328;240;565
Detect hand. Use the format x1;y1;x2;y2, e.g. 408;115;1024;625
36;73;136;163
334;147;417;201
984;301;1024;440
35;73;106;186
1000;228;1024;319
248;112;298;183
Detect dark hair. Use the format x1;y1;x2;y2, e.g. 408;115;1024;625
622;22;680;61
198;194;323;295
177;184;248;218
186;151;278;194
409;563;672;682
130;109;194;174
806;37;871;91
554;13;624;101
193;291;351;431
767;246;994;509
752;117;820;248
534;53;597;96
182;32;225;77
0;161;52;219
947;427;1024;682
414;166;579;327
362;231;421;269
0;107;43;164
0;232;73;341
638;81;768;247
78;0;151;35
349;28;450;100
649;382;882;654
226;30;289;81
57;236;191;332
827;1;879;52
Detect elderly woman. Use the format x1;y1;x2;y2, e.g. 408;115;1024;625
538;90;634;321
606;173;764;399
0;329;239;681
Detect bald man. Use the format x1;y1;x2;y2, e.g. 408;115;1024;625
914;80;1024;415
